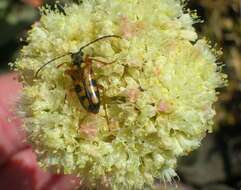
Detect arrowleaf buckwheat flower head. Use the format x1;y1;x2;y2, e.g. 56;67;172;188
14;0;227;189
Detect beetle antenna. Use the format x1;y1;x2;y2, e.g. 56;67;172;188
35;53;72;78
35;35;121;78
78;35;122;52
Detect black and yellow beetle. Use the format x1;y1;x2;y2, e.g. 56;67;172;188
35;35;122;114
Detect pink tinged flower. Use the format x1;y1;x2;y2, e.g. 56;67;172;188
157;100;172;113
120;16;144;39
79;123;98;139
124;88;140;103
154;67;161;76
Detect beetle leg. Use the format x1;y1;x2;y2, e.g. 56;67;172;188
56;62;69;68
88;57;117;65
64;88;75;102
98;84;110;127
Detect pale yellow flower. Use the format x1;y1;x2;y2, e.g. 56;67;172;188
14;0;227;189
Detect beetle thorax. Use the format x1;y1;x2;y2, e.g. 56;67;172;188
71;51;84;67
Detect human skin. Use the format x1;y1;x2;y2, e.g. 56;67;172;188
0;73;80;190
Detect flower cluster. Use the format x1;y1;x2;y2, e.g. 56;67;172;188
14;0;226;189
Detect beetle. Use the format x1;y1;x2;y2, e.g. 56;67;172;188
35;35;122;116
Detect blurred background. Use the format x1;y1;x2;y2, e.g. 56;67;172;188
0;0;240;190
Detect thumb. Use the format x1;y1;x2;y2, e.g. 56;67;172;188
0;72;80;190
0;72;25;166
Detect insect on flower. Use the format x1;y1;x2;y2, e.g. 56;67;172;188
35;35;122;119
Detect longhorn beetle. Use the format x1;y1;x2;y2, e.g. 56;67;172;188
35;35;122;118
